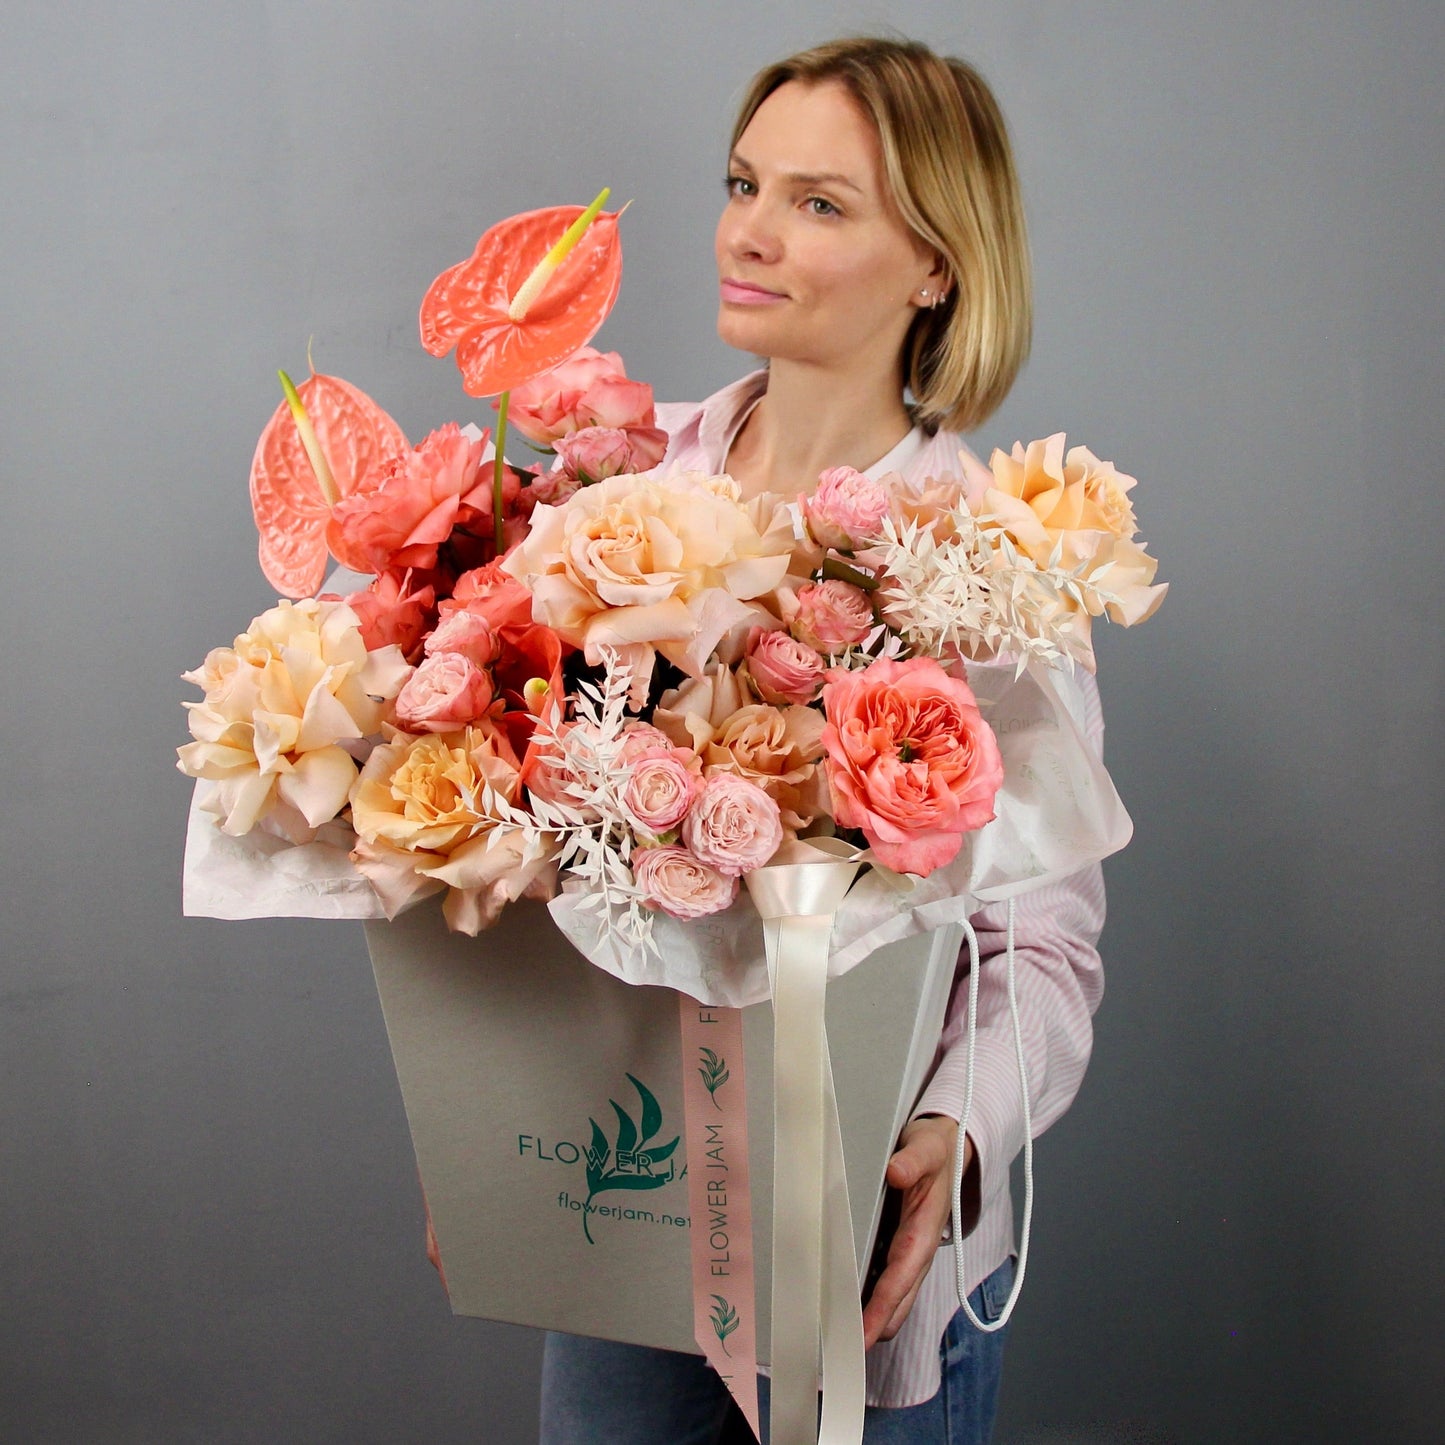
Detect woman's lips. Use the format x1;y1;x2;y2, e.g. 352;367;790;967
720;279;787;305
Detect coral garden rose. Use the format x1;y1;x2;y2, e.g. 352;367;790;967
340;571;435;661
448;561;536;634
393;652;494;733
791;579;874;654
178;598;410;842
622;749;699;835
803;465;891;549
504;346;657;447
743;626;826;706
681;773;784;878
349;721;556;934
325;423;488;576
633;846;738;920
975;434;1167;626
820;655;1003;877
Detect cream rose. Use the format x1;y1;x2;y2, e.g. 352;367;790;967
178;598;410;842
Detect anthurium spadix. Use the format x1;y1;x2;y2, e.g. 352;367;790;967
249;370;408;598
418;189;624;398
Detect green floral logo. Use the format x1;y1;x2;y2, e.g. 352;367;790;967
709;1294;739;1355
697;1047;730;1109
580;1073;680;1244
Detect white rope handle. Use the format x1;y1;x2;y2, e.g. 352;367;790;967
951;897;1032;1332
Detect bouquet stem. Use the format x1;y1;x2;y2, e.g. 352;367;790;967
493;390;511;554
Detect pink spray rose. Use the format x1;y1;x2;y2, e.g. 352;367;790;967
633;846;739;920
617;721;684;765
820;656;1003;877
803;466;891;549
623;749;700;835
505;346;657;446
325;423;487;575
394;652;495;733
553;424;668;484
681;773;784;878
743;626;826;705
791;579;875;653
423;605;499;669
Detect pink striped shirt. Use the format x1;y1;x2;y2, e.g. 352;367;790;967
656;371;1108;1409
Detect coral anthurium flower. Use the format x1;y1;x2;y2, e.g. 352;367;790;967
418;196;624;398
249;371;408;598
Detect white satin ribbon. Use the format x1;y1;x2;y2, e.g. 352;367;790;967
746;841;866;1445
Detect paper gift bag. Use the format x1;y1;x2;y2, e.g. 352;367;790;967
364;897;962;1358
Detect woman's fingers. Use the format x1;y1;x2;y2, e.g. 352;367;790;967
861;1117;965;1347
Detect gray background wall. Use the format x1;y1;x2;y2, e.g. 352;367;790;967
2;2;1440;1441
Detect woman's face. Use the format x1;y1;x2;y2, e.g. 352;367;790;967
715;79;940;374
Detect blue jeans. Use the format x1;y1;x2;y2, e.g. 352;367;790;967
539;1255;1014;1444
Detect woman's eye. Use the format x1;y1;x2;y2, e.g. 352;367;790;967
806;196;839;217
724;174;755;198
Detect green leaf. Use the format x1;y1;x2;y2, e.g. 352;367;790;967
585;1119;610;1194
610;1099;638;1156
644;1136;680;1164
628;1073;663;1146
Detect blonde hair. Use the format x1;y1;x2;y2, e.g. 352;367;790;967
731;36;1032;433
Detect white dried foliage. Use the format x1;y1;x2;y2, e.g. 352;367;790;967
523;650;660;958
871;510;1117;675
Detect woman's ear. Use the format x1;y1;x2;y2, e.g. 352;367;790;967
911;253;952;310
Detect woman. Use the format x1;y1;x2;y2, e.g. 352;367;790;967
539;35;1106;1445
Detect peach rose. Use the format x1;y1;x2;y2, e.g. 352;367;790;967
349;722;556;934
885;471;973;542
803;466;891;549
326;423;487;575
791;579;874;654
682;773;784;877
504;346;657;447
501;470;794;692
743;626;826;705
975;434;1167;626
178;599;411;841
393;652;495;733
821;656;1003;877
633;846;739;920
703;703;827;834
622;749;699;835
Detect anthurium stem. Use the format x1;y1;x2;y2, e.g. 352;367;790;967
507;186;611;322
493;391;510;554
278;369;339;507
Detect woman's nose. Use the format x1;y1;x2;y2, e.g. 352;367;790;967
721;199;783;265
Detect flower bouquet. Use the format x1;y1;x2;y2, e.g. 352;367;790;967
179;190;1164;1444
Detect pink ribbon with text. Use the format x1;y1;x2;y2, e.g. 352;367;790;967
679;996;760;1440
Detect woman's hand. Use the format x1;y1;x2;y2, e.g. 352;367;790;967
861;1114;968;1349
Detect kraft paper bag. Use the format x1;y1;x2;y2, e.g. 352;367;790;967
364;897;962;1358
